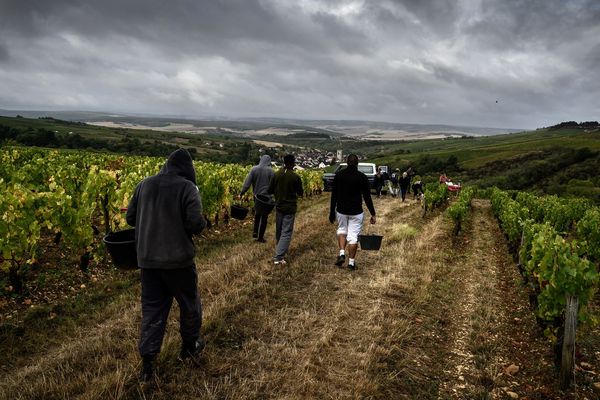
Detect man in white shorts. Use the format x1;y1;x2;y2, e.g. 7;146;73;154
328;154;376;270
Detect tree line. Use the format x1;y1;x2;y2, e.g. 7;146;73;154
546;121;599;130
0;123;198;158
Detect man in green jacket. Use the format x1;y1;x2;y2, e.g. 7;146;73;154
268;154;304;265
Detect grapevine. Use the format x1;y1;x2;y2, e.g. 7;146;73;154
0;146;323;291
447;186;475;235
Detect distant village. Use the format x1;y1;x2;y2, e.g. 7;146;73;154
258;148;366;170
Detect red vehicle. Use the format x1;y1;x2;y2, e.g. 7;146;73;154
439;174;460;192
445;181;461;192
446;181;460;192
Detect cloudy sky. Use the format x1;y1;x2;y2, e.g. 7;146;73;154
1;0;599;129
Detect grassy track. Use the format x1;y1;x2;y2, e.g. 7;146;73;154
1;195;597;399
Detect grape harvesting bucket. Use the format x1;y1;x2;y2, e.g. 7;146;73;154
359;234;383;250
103;228;138;270
230;204;249;220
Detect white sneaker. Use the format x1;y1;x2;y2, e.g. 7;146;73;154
274;259;287;265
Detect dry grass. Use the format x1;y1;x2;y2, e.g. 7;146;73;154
2;196;549;400
387;223;418;243
0;195;436;399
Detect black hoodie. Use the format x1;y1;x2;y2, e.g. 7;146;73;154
126;149;206;269
329;164;376;218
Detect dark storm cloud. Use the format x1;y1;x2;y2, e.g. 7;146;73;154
462;0;600;52
0;43;9;62
0;0;369;60
0;0;599;128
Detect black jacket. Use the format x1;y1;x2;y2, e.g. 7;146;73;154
399;175;412;190
126;149;206;269
329;165;376;218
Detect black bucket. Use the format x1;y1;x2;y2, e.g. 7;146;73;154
103;228;138;270
230;204;249;220
359;234;383;250
254;194;275;214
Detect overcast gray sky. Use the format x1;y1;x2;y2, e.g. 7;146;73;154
1;0;599;129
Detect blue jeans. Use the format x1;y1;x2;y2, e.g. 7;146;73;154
274;211;296;261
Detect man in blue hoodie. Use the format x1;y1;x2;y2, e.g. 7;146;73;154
239;155;275;243
126;148;206;382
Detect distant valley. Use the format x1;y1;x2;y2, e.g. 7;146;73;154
0;109;523;141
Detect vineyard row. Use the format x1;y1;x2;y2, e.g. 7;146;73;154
489;188;599;388
0;147;323;289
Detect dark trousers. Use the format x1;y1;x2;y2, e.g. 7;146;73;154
253;201;273;240
400;187;408;201
375;184;383;197
253;211;269;240
139;266;202;358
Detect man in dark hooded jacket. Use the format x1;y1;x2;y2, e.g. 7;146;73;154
329;154;376;270
126;148;206;382
239;154;275;242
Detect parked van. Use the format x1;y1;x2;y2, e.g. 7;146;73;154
322;162;377;191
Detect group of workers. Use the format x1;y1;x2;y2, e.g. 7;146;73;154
373;167;424;201
125;145;466;384
126;150;379;383
126;144;467;385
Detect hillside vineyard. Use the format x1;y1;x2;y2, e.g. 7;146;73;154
0;147;323;280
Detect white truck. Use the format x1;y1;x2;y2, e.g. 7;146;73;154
322;162;377;191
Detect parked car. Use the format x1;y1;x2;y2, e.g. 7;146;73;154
322;162;377;191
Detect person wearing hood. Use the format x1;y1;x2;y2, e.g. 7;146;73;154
329;154;376;270
239;155;275;243
126;148;206;383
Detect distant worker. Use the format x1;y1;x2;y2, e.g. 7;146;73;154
439;173;449;184
374;167;385;198
399;171;412;202
126;148;206;383
412;178;424;200
388;168;400;197
329;154;376;270
268;154;304;265
239;155;275;243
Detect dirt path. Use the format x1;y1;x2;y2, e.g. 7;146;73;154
2;196;596;399
134;197;450;399
430;199;596;400
434;198;515;398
